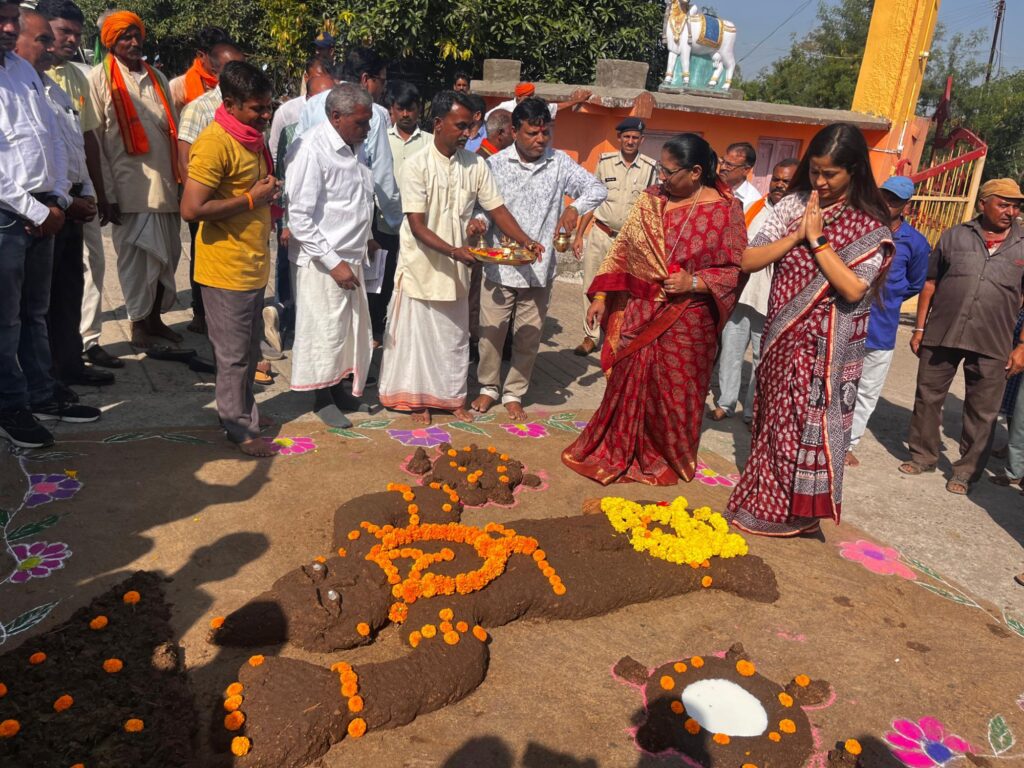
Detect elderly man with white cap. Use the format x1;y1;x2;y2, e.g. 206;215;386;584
845;176;930;466
900;178;1024;495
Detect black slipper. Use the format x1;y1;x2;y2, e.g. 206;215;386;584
146;345;197;363
187;355;216;374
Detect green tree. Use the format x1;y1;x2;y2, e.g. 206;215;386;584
949;72;1024;180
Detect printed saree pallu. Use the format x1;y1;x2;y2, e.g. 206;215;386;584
562;188;745;485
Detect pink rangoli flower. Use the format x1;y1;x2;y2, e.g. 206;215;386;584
693;462;736;487
501;422;548;439
837;539;916;580
24;473;82;508
386;427;452;447
885;717;972;766
263;436;317;455
9;541;72;583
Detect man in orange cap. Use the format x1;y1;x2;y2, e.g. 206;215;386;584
485;81;591;120
900;178;1024;495
88;10;183;349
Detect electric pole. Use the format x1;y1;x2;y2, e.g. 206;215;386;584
986;0;1006;83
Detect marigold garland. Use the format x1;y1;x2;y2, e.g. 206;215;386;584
88;615;108;630
53;695;74;712
601;497;748;566
231;736;251;756
0;719;19;738
28;652;46;665
122;590;141;605
124;718;144;733
102;658;123;674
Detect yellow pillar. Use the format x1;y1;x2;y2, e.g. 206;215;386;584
852;0;941;130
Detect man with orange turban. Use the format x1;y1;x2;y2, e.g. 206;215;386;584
167;26;233;111
88;10;184;349
485;81;591;120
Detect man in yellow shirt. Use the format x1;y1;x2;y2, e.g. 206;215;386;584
180;61;279;457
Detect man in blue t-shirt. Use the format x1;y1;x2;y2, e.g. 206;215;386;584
846;176;930;466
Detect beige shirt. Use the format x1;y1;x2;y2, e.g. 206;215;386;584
396;143;503;302
46;61;99;133
592;151;656;232
88;58;179;213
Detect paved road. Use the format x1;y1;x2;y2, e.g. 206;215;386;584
48;228;1024;618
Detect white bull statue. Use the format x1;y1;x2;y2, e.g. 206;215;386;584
662;0;738;90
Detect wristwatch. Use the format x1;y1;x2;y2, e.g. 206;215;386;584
811;235;828;250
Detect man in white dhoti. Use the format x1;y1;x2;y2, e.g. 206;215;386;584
286;83;376;428
87;11;182;349
378;90;539;424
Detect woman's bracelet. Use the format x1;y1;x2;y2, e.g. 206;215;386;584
244;192;255;210
812;241;830;255
593;292;607;301
912;327;925;333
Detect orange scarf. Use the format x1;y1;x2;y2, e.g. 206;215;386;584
183;57;217;105
744;195;767;227
104;54;181;183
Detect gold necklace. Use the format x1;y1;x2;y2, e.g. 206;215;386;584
665;185;703;262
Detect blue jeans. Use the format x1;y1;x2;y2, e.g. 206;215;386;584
1005;380;1024;481
0;209;56;411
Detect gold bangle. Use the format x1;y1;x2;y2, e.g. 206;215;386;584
593;292;607;301
244;192;255;210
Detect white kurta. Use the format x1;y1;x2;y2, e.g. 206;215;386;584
285;121;375;392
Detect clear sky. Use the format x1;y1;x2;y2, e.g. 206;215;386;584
727;0;1017;80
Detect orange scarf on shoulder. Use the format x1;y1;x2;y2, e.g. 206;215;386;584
104;54;181;183
183;57;217;104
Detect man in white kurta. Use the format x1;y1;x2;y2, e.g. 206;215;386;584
378;90;537;424
286;84;375;428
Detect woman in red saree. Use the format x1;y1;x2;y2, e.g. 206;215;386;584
725;123;894;537
562;134;745;485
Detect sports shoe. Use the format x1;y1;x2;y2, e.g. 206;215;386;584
0;409;54;448
263;305;282;353
31;400;101;423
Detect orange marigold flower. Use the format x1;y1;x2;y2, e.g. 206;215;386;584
224;711;245;731
348;530;361;540
225;682;244;698
407;504;419;514
499;475;510;483
53;694;74;712
71;764;85;768
337;547;347;557
89;615;108;630
421;624;437;638
458;467;468;473
231;736;251;756
712;733;730;745
409;632;421;648
0;719;20;738
532;549;546;562
103;658;124;674
443;630;460;645
779;719;796;734
356;622;371;637
340;671;357;687
224;695;243;712
313;555;326;564
701;559;710;568
488;446;497;453
669;700;685;714
456;621;469;633
124;718;144;733
402;492;415;502
28;652;46;665
449;462;458;468
742;764;757;768
439;621;453;633
496;466;507;473
122;590;141;605
659;675;674;691
778;692;793;707
248;655;265;667
673;662;688;674
348;695;364;713
210;616;225;629
389;603;409;623
331;662;352;674
438;608;454;621
0;683;6;698
794;674;810;687
844;739;862;756
683;718;700;735
701;576;713;588
768;731;781;742
347;717;367;738
499;454;509;461
472;625;488;642
449;493;460;502
442;504;452;513
447;449;457;457
552;583;566;596
736;660;756;677
690;656;704;668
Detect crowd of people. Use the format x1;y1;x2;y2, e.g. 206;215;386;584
2;4;1023;548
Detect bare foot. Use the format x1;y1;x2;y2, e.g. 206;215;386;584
709;407;729;422
410;409;431;425
504;401;528;421
146;318;183;344
237;437;276;457
844;452;860;467
452;407;475;422
471;394;495;413
130;322;155;349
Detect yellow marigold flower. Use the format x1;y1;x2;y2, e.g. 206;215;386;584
231;736;251;756
89;615;108;630
124;718;144;733
337;547;347;557
409;632;421;648
0;719;20;738
844;739;862;756
53;694;74;712
122;590;141;605
224;711;245;731
347;717;367;738
402;492;415;502
103;658;124;674
779;718;796;734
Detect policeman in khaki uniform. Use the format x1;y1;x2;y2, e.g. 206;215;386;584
572;117;656;355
